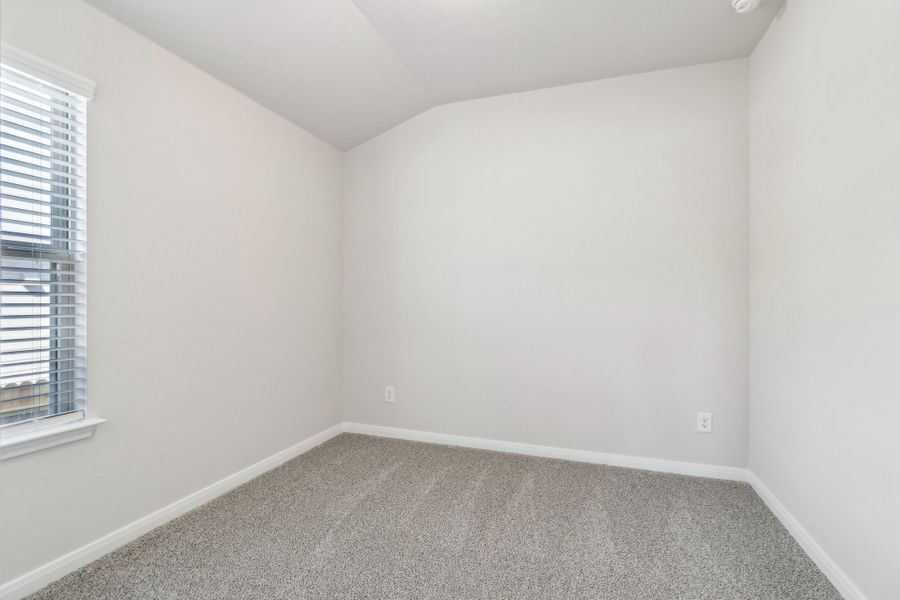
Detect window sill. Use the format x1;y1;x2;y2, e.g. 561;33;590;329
0;417;106;461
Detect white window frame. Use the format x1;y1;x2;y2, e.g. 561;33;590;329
0;44;102;460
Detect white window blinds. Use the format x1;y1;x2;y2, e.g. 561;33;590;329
0;62;88;427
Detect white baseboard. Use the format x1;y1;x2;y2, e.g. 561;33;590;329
1;422;866;600
345;422;866;600
342;422;748;481
746;472;868;600
0;423;343;600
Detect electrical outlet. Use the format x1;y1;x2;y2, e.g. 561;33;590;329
697;412;713;433
384;386;395;403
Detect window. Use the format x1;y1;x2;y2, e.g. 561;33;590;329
0;51;90;434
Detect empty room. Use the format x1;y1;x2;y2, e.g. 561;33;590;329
0;0;898;598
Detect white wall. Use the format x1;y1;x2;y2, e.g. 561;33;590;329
749;1;900;599
343;59;749;468
0;0;342;584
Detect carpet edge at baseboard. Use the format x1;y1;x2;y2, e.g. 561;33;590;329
346;421;866;600
342;422;748;481
0;423;344;600
745;472;868;600
4;422;865;600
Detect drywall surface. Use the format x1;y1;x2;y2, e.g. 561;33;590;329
0;0;342;584
343;59;749;468
749;1;900;599
83;0;780;149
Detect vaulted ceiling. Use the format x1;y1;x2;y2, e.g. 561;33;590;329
85;0;782;149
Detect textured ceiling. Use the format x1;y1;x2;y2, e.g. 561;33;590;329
86;0;781;149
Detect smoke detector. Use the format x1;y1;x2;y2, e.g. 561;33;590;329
731;0;761;13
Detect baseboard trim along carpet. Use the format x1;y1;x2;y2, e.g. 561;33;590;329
745;472;868;600
2;422;867;600
342;422;747;481
0;423;343;600
346;422;868;600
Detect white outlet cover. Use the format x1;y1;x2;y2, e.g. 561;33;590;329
384;386;395;403
697;412;713;433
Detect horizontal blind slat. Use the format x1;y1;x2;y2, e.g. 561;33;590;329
0;197;85;220
1;392;80;407
0;104;87;132
0;216;84;234
1;143;86;168
0;98;85;128
0;153;86;178
0;380;78;395
0;118;87;146
1;367;79;381
0;334;79;344
0;180;84;202
1;161;86;183
0;325;78;331
0;130;85;161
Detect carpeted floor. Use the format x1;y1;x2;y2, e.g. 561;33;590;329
29;434;840;599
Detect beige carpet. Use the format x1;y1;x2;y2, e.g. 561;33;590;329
29;433;841;599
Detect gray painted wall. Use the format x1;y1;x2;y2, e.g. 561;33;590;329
343;59;750;468
749;1;900;599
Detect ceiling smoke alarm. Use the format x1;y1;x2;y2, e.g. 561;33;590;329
731;0;762;13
